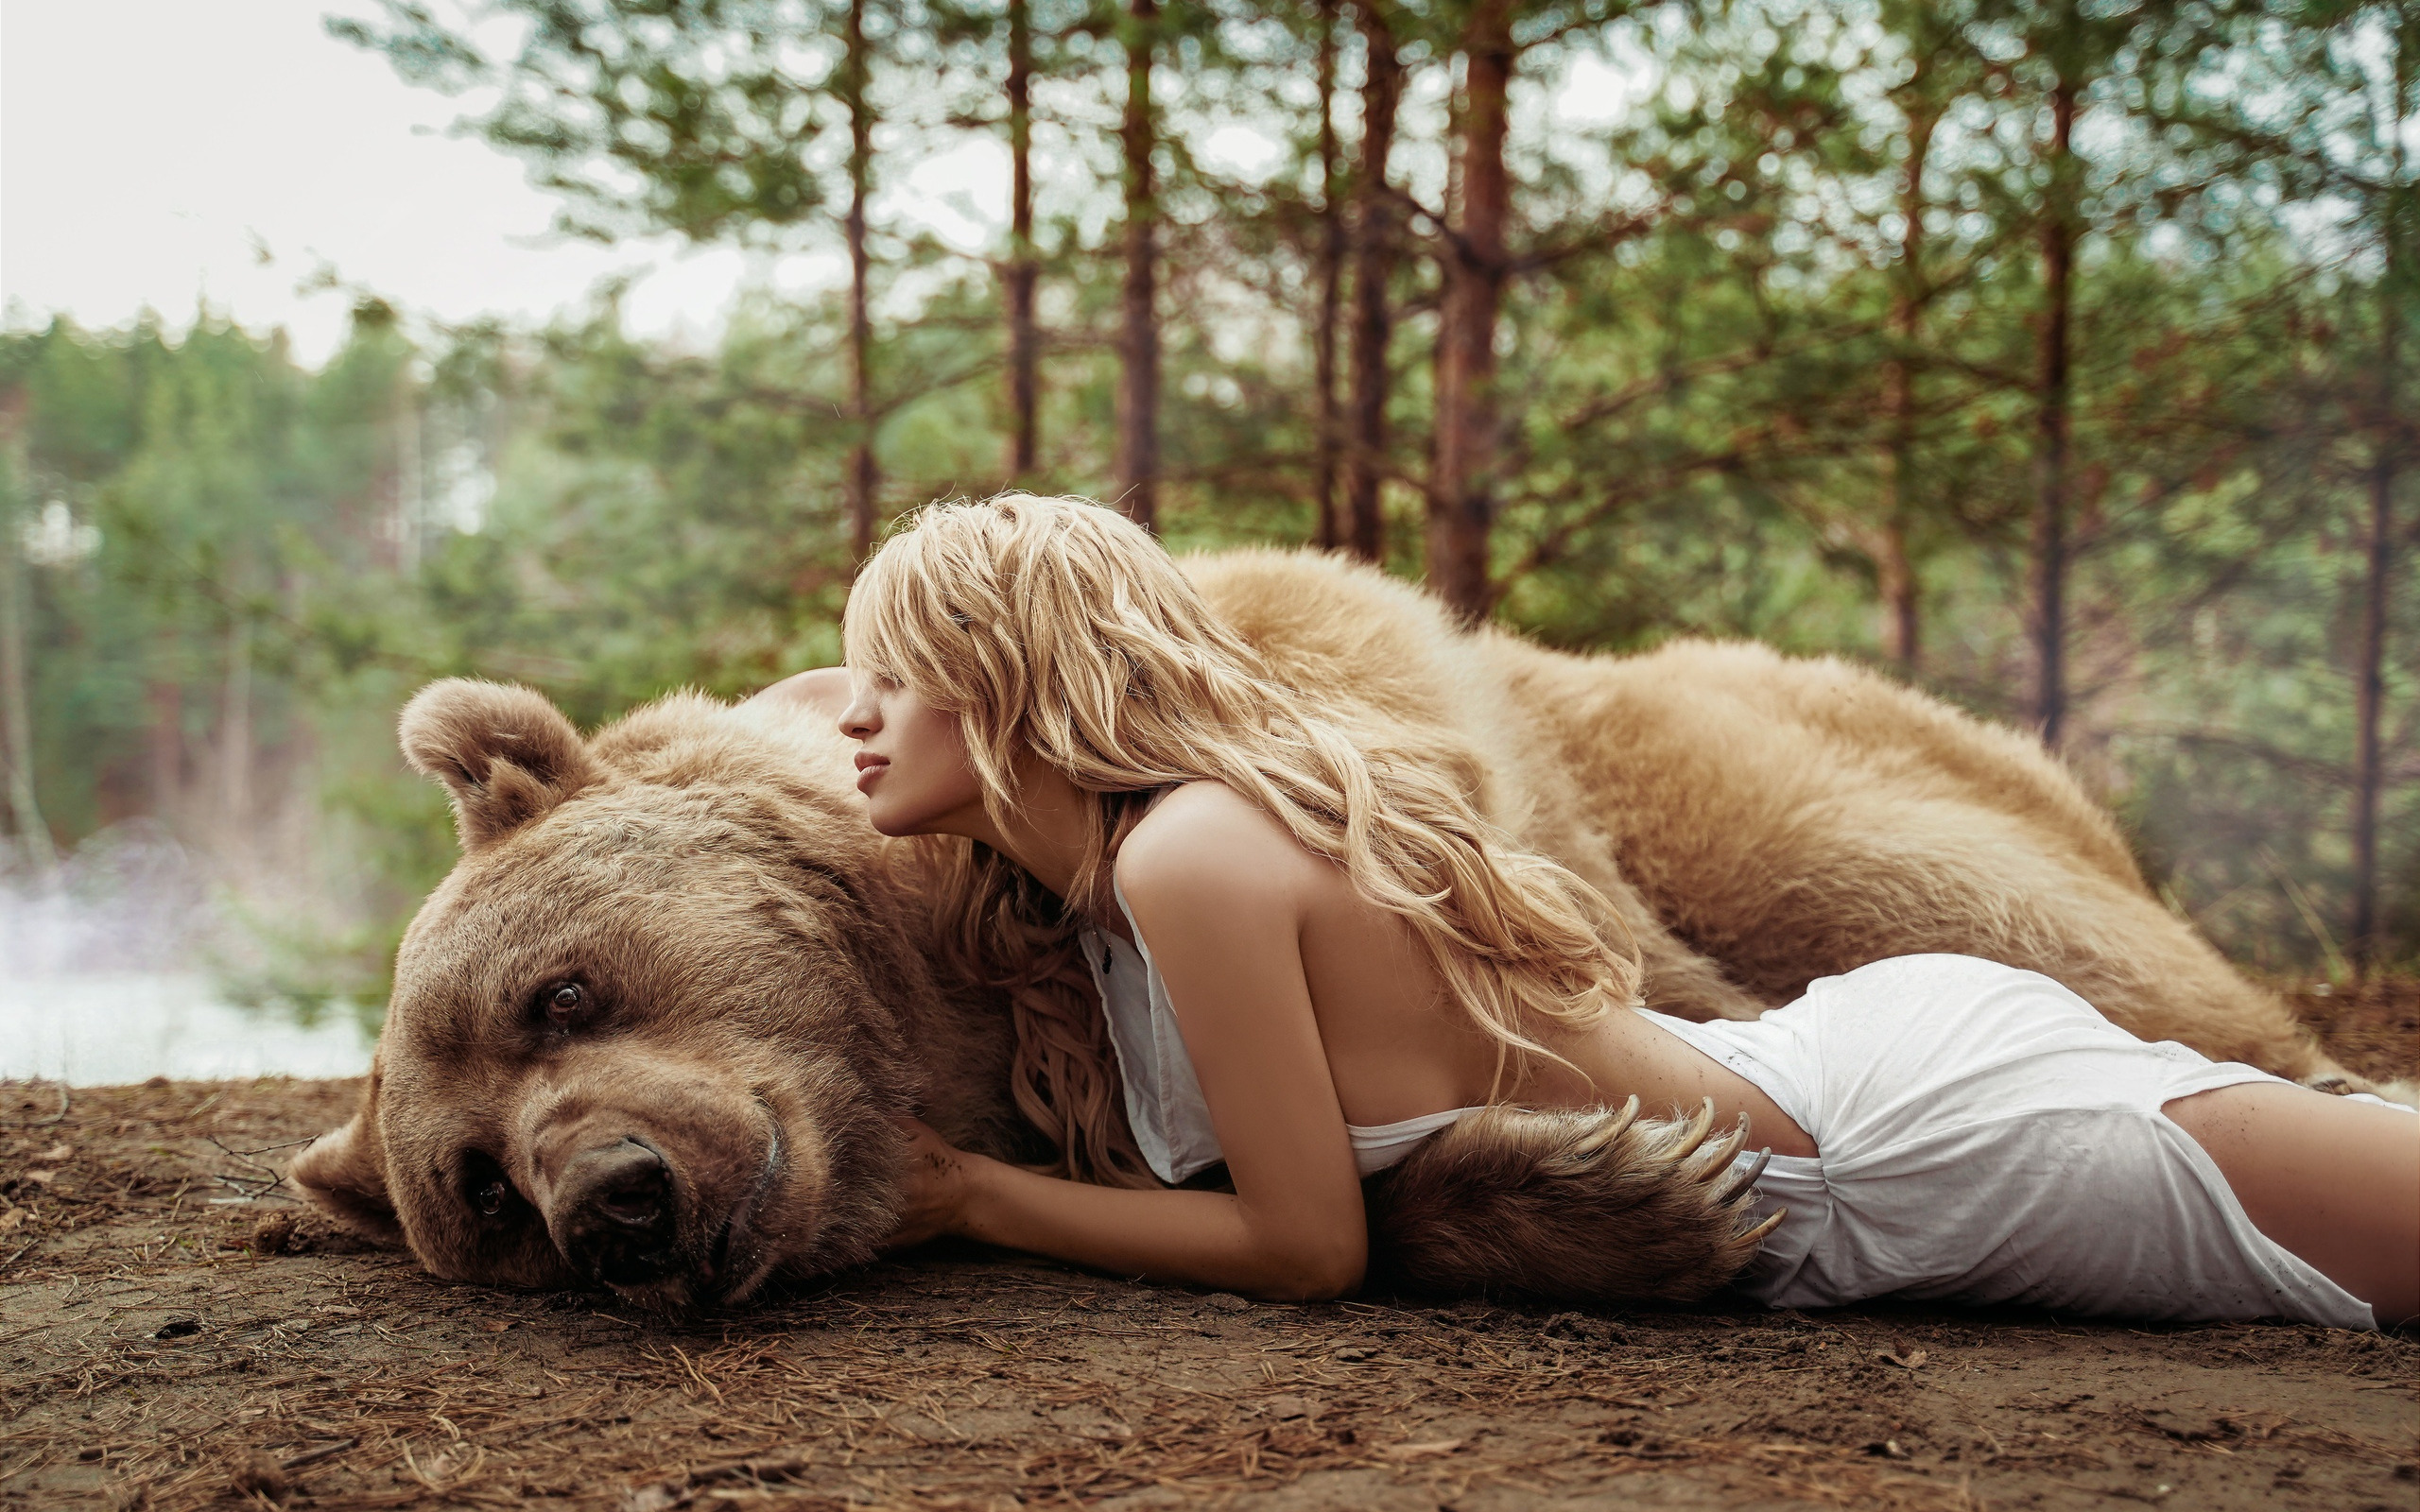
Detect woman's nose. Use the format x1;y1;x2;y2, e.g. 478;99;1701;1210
838;696;879;740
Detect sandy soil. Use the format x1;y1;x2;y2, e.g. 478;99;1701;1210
2;984;2413;1511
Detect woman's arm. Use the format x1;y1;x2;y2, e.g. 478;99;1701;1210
894;1121;1361;1299
898;784;1372;1299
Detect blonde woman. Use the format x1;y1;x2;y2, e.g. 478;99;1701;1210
782;493;2415;1328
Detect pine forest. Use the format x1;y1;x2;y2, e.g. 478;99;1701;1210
1;0;2411;1006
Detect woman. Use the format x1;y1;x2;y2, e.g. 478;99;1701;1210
808;493;2415;1328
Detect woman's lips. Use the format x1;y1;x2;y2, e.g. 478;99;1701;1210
854;757;888;793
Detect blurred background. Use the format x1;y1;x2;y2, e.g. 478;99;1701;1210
0;0;2411;1077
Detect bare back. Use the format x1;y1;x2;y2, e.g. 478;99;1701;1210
1118;782;1817;1160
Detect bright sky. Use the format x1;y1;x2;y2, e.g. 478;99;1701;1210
2;1;890;365
0;2;1649;369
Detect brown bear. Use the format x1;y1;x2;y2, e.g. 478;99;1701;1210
292;549;2382;1314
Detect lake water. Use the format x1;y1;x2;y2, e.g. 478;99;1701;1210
3;828;380;1086
0;972;377;1085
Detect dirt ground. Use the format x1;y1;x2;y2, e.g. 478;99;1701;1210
3;984;2414;1511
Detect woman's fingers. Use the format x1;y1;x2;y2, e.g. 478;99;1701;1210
881;1116;970;1252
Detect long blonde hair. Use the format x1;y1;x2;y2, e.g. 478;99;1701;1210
844;495;1642;1186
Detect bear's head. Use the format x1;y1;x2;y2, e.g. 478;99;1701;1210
289;679;1011;1313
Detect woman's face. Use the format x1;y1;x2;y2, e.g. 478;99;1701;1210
837;674;987;837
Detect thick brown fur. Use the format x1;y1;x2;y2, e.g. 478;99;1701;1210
1189;550;2372;1086
293;550;2384;1313
290;686;1037;1312
1365;1100;1779;1303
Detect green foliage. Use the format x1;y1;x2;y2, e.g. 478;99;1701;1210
3;0;2410;1006
331;1;843;245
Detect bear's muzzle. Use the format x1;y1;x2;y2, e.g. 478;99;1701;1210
552;1137;680;1286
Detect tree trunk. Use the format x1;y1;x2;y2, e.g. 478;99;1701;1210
148;679;181;824
1873;524;1919;669
1310;0;1343;549
0;487;49;871
1877;98;1935;674
220;616;252;836
2027;76;2076;747
393;370;424;575
1115;0;1160;530
2351;446;2394;972
1004;0;1040;481
1426;0;1513;622
1343;0;1405;563
2350;40;2406;973
845;0;879;561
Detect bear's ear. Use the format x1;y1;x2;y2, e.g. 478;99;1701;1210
288;1055;404;1246
400;679;599;849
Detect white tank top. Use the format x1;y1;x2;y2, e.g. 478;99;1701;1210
1078;875;1483;1182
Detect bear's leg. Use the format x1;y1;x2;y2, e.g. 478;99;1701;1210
1657;804;2401;1104
1625;908;1771;1022
1517;820;1772;1023
1363;1098;1778;1303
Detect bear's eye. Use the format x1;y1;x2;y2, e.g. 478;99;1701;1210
537;980;591;1029
461;1153;520;1222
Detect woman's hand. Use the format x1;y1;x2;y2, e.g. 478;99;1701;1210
883;1116;978;1252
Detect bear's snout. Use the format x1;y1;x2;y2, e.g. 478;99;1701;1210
553;1137;679;1285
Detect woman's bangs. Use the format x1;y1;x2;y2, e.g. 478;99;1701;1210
844;538;952;697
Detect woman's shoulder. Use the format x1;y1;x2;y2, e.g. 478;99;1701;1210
1114;781;1326;909
744;664;854;718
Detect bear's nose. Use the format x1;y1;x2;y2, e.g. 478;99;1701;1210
554;1138;676;1285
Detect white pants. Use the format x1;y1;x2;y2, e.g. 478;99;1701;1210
1644;954;2398;1330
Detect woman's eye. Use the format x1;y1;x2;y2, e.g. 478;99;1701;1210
475;1179;510;1217
543;982;587;1027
